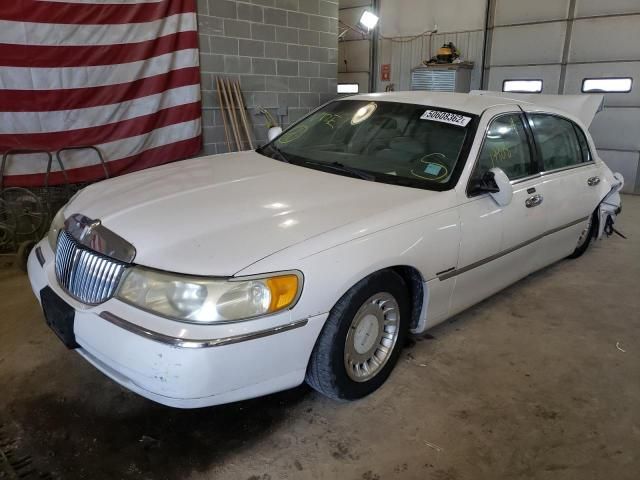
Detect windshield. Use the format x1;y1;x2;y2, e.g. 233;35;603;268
258;100;477;190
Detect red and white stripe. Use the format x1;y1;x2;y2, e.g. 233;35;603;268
0;0;201;187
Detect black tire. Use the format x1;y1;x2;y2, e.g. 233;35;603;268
568;210;597;259
17;240;36;273
305;269;410;401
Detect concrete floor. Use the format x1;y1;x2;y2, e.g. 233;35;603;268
1;195;638;480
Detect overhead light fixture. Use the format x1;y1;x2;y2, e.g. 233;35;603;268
359;11;379;30
351;102;377;125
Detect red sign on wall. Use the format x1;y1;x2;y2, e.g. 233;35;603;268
381;64;391;81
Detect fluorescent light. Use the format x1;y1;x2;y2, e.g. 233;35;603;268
359;10;379;30
338;83;359;94
503;80;543;93
582;78;632;93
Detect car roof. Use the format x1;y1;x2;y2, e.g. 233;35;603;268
339;91;522;116
339;91;604;127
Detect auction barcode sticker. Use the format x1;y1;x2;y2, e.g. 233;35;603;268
420;110;472;127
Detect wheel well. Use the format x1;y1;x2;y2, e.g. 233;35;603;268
591;206;600;239
390;266;424;330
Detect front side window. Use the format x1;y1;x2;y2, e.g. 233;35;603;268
258;100;476;190
529;114;584;171
470;113;534;190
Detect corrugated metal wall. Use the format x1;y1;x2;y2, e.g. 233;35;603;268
485;0;640;193
377;29;485;91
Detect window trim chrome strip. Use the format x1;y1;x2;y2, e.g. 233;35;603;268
510;173;542;185
98;311;309;349
509;161;597;185
539;161;596;177
438;216;589;281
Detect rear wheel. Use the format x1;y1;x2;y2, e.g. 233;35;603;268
305;270;410;401
568;211;597;259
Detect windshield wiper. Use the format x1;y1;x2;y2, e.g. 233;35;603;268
301;160;376;181
259;143;291;163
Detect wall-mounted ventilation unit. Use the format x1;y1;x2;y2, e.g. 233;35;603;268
411;64;473;93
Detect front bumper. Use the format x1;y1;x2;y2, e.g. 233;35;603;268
27;239;327;408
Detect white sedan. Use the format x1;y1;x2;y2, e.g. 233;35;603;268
28;91;623;408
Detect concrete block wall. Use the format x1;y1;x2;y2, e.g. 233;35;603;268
197;0;339;155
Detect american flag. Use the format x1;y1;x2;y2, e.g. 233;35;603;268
0;0;202;187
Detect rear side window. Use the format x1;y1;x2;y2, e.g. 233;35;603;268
471;113;534;183
529;114;584;171
574;125;592;163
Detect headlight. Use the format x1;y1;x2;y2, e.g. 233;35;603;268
116;267;302;323
47;208;66;250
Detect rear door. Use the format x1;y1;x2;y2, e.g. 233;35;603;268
449;109;547;315
524;112;602;263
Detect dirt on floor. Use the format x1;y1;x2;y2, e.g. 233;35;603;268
0;195;639;480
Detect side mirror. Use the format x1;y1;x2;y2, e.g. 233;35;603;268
471;168;513;206
267;126;283;141
486;167;513;206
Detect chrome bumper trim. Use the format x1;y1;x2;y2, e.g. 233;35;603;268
98;311;308;349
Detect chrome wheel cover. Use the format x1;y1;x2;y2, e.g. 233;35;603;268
576;216;593;248
344;292;400;382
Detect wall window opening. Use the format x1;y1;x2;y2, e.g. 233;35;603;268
337;83;360;94
582;78;632;93
502;80;543;93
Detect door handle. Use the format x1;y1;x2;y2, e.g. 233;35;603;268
525;194;543;208
587;176;600;186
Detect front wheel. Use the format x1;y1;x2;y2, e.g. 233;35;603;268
305;270;410;401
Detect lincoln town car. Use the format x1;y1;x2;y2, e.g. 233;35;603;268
28;91;623;408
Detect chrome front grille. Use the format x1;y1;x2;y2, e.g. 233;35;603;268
55;230;127;305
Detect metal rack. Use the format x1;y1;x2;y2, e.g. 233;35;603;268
0;146;109;270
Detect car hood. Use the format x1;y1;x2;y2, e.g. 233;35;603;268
68;151;438;276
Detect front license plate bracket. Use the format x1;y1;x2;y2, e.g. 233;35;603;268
40;287;79;349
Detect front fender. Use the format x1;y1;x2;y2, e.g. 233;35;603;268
237;208;461;330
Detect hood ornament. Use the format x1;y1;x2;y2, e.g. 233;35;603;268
64;214;135;263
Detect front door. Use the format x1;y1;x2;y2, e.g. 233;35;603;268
448;110;547;316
